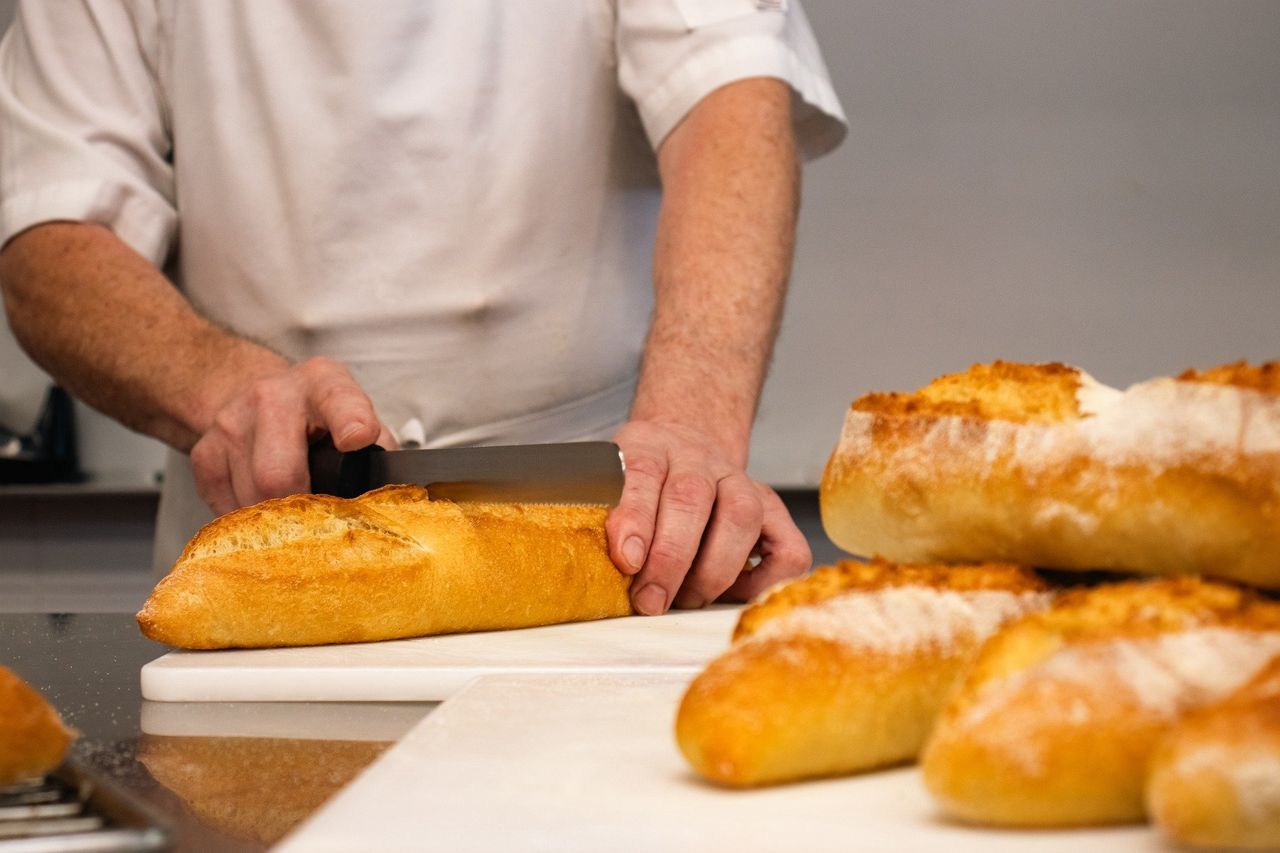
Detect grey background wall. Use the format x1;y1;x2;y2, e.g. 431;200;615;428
2;1;1279;487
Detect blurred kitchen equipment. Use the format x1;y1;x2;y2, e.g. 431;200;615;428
0;386;83;485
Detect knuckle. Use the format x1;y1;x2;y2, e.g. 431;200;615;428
622;454;666;487
606;506;648;536
299;356;338;375
189;440;219;478
664;472;715;510
779;542;813;574
315;380;365;413
254;466;300;498
246;379;277;408
718;489;763;530
211;409;244;440
646;539;694;574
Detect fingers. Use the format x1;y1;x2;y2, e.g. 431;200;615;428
301;358;381;451
610;421;809;616
248;378;310;499
606;446;665;578
630;463;720;614
191;432;236;516
673;472;762;609
721;485;812;602
190;357;385;516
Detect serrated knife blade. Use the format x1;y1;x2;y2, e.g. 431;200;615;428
308;440;625;506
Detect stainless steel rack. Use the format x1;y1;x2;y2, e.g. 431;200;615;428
0;762;168;852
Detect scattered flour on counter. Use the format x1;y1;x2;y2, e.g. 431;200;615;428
746;586;1052;656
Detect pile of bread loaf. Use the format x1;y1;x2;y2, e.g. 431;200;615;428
677;360;1280;850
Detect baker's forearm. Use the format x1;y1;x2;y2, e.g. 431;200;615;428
634;77;799;465
0;222;286;450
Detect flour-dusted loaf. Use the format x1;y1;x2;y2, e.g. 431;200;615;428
821;360;1280;589
674;559;1052;787
1146;654;1280;850
0;666;74;784
137;485;632;649
921;578;1280;828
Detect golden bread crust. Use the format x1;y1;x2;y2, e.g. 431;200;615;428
851;361;1084;423
676;560;1051;787
921;578;1280;828
1147;655;1280;849
137;485;632;649
822;360;1280;588
0;666;74;784
1178;360;1280;394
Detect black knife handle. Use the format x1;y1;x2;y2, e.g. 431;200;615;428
308;436;384;498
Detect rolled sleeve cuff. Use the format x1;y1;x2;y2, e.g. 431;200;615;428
633;34;848;160
0;179;176;267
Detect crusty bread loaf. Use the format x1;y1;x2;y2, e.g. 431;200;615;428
921;577;1280;828
675;559;1051;787
0;665;74;784
137;485;632;649
1146;654;1280;850
138;735;388;844
820;360;1280;589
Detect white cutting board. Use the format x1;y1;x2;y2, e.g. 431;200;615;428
141;607;740;702
139;700;435;741
275;673;1164;853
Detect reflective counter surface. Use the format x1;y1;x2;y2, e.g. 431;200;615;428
0;614;435;851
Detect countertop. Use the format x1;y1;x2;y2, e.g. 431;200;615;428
0;614;431;851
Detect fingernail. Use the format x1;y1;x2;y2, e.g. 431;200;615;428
634;584;667;616
622;536;646;571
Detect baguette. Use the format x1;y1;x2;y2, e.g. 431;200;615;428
0;665;74;785
675;559;1051;787
137;485;632;649
921;577;1280;827
1146;654;1280;850
820;360;1280;588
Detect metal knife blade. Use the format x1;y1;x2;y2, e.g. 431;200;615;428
308;439;625;506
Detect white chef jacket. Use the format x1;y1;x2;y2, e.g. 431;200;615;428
0;1;846;572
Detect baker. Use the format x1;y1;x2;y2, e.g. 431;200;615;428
0;2;845;615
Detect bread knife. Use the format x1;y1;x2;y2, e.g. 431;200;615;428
308;438;625;506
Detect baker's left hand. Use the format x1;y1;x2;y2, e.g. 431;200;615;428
606;420;812;615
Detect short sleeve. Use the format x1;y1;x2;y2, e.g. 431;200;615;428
0;0;175;266
616;0;847;159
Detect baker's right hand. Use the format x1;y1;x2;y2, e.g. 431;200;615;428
190;357;395;515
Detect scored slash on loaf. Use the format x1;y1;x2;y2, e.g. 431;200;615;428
820;360;1280;589
136;485;633;649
